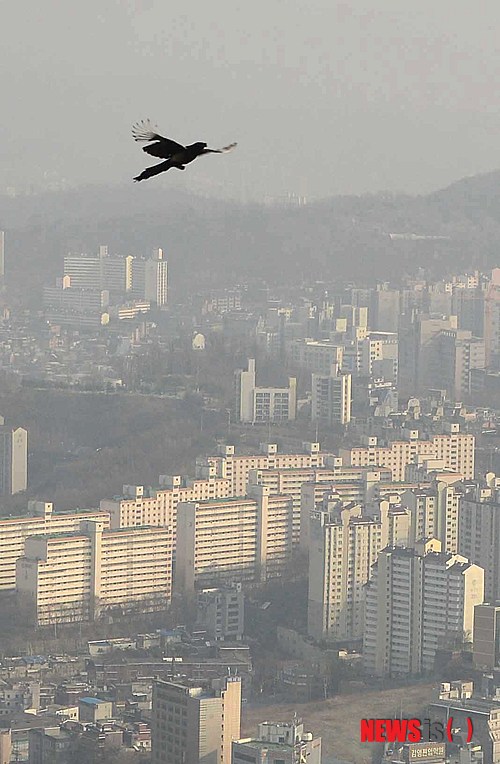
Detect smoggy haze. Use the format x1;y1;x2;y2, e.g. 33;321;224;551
3;0;500;200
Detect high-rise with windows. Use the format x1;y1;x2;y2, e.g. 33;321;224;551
363;540;484;676
0;418;27;495
151;677;241;764
307;500;410;641
0;230;4;285
234;358;296;424
311;365;352;426
132;248;168;307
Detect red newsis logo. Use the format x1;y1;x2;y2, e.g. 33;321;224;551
360;718;473;744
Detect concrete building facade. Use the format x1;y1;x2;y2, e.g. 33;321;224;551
363;541;484;676
340;426;475;481
0;501;110;591
151;677;241;764
175;487;294;592
16;521;173;625
307;500;410;641
0;420;27;495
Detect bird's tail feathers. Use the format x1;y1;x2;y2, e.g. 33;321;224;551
132;119;161;142
216;142;238;153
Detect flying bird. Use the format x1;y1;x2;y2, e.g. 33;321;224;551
132;119;237;182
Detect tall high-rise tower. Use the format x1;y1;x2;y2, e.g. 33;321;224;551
0;417;27;495
0;231;5;285
144;248;168;307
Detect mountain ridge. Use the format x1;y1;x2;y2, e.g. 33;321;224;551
2;169;500;300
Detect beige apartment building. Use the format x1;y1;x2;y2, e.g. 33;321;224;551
195;442;332;497
400;480;461;553
175;485;294;592
152;677;241;764
299;467;394;550
307;500;410;641
248;465;341;547
458;476;500;601
101;474;232;533
0;501;110;591
16;520;173;625
340;425;474;481
364;540;484;676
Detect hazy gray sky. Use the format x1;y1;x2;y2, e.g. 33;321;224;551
3;0;500;200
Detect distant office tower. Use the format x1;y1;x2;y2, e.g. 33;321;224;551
452;285;485;336
399;313;459;391
359;332;399;383
458;477;500;601
234;358;296;423
43;283;108;329
485;268;500;369
435;329;486;400
63;245;132;295
132;248;168;307
0;419;27;495
152;676;241;764
235;357;256;422
363;540;484;676
307;499;410;641
311;365;352;426
0;230;4;285
473;602;500;670
290;339;344;374
233;719;322;764
370;286;400;332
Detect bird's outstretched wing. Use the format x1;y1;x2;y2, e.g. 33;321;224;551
133;159;174;182
132;119;185;158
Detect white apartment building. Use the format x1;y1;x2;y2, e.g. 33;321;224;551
175;486;294;592
195;442;331;497
101;474;232;539
364;540;484;676
311;367;352;426
400;481;461;553
307;500;410;641
0;421;27;495
299;467;394;549
340;425;475;481
63;246;134;295
16;521;173;625
0;501;110;591
131;248;168;306
235;359;296;424
248;464;342;547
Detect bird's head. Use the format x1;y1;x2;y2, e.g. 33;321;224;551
192;142;207;152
